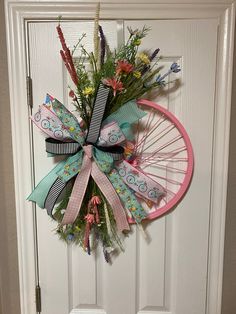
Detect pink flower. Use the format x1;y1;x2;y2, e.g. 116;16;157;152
85;214;95;224
116;60;133;75
103;77;124;96
90;195;101;205
69;90;75;98
69;90;77;101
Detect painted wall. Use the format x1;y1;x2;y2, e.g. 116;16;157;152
0;2;235;314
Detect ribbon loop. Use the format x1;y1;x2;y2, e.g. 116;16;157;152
46;138;81;155
31;104;71;140
86;84;110;144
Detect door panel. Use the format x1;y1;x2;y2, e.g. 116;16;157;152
29;18;218;314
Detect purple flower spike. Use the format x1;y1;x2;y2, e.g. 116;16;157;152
150;48;160;61
99;25;106;66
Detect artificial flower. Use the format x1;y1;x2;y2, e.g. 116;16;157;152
124;141;135;160
85;214;95;224
138;52;150;64
156;62;181;84
133;71;141;79
103;77;124;96
90;195;101;205
127;26;139;36
69;90;77;101
170;62;181;73
133;39;141;46
89;195;101;223
83;86;95;96
67;234;75;241
116;60;134;75
150;48;160;61
69;90;75;98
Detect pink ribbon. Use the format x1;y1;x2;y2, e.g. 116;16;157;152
61;145;130;232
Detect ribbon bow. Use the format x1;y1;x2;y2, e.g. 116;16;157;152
28;84;165;232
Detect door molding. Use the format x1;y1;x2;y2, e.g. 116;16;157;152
4;1;235;313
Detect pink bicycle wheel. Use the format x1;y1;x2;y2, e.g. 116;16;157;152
128;99;194;223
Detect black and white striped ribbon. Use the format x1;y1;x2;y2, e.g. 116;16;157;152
86;84;110;144
45;138;123;161
46;138;81;155
97;145;124;161
44;177;68;217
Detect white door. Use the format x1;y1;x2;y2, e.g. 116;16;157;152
28;18;215;314
5;2;234;314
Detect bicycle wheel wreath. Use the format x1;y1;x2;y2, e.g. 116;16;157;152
28;12;193;262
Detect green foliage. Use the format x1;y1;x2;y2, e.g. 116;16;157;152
68;25;163;124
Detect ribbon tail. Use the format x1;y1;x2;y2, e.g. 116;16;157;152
44;178;68;217
108;169;147;223
91;161;130;232
27;160;67;208
61;154;91;225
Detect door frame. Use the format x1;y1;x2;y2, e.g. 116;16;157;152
4;1;235;313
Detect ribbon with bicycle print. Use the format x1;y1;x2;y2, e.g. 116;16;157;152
116;161;165;203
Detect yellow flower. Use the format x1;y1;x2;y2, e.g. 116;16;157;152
138;53;150;64
69;127;75;131
133;39;141;46
133;71;141;79
82;86;94;96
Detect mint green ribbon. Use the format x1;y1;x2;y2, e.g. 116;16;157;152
52;99;85;145
108;169;147;223
103;100;147;140
27;160;68;208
